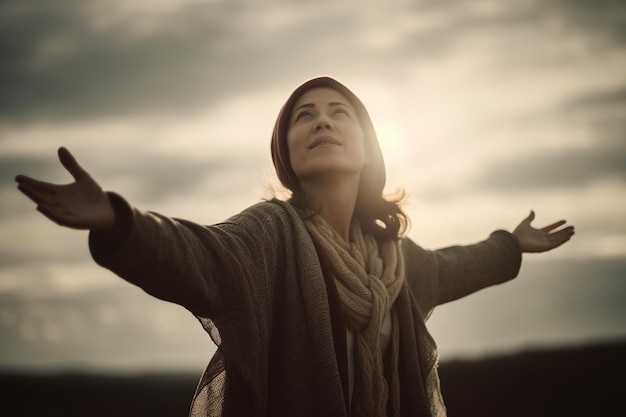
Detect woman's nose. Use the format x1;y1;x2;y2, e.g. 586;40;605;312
313;114;333;131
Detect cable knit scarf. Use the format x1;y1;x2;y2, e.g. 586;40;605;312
304;214;405;416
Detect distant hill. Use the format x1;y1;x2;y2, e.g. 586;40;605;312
439;341;626;416
1;341;624;416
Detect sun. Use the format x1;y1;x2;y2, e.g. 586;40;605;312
374;121;406;174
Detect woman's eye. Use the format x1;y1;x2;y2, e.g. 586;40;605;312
294;111;313;122
333;109;349;117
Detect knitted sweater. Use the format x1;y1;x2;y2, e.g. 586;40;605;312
89;195;522;417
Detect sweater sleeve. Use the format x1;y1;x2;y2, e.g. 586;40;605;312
88;194;284;318
433;230;522;306
402;230;522;316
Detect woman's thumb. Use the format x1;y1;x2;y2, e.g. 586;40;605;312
58;147;89;181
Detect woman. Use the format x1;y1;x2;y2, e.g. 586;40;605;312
15;77;574;416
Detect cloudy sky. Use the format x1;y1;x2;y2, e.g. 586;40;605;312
1;0;625;372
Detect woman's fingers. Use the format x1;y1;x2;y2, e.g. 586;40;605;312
548;226;575;246
15;175;56;193
541;220;567;233
553;226;575;239
16;181;57;206
58;147;89;181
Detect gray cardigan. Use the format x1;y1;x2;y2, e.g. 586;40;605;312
89;196;521;417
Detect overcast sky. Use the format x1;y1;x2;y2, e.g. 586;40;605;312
1;0;625;372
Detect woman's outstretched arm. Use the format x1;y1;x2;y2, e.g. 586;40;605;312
15;147;116;231
14;146;281;318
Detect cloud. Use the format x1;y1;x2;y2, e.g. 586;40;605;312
2;146;266;214
1;0;228;121
568;86;626;111
471;83;626;192
4;0;622;124
0;288;210;370
1;0;625;372
473;145;626;191
0;0;366;123
563;87;626;146
429;257;626;358
93;152;255;204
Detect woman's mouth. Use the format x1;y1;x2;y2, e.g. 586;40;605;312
309;136;342;149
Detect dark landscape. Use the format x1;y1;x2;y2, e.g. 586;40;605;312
1;340;624;416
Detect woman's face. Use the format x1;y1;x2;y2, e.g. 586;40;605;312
287;87;368;183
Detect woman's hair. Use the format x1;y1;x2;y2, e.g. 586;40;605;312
271;76;408;240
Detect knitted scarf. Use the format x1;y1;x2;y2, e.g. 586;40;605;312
304;214;404;416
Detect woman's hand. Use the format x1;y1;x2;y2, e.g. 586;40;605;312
15;147;116;230
513;210;575;253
